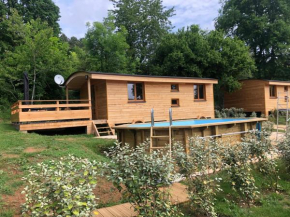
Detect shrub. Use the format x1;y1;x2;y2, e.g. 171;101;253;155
21;155;98;217
222;143;259;206
242;123;279;190
104;142;182;217
250;112;257;117
215;107;246;118
173;138;222;217
278;126;290;171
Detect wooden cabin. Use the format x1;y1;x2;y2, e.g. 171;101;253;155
224;79;290;116
11;71;218;135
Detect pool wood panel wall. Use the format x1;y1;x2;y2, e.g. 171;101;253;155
117;122;257;148
105;80;215;126
224;80;290;116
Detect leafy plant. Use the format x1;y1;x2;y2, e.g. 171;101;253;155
222;143;259;207
104;142;182;217
173;138;223;217
242;123;279;190
215;107;246;118
278;126;290;171
21;155;98;217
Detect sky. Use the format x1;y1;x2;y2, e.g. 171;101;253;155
54;0;221;39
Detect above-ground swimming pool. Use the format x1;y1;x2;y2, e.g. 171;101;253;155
125;118;255;128
114;118;267;149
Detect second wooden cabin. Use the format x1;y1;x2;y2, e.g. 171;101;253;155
224;79;290;116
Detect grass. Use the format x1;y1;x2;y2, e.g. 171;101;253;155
180;161;290;217
0;120;115;216
1;113;290;217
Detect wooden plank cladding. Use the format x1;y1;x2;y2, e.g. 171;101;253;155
224;79;290;116
116;119;264;148
105;81;215;125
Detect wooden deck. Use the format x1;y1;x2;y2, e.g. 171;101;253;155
94;183;188;217
11;100;93;132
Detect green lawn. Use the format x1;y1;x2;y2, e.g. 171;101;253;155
0;120;115;216
1;118;290;217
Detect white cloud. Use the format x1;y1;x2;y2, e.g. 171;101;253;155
163;0;220;30
54;0;113;38
54;0;221;38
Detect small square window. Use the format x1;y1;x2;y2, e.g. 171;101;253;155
171;99;179;107
171;84;179;92
284;86;288;92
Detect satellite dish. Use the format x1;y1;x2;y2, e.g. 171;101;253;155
54;75;64;85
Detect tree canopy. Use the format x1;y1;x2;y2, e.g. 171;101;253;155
84;14;133;73
110;0;174;73
151;25;256;92
216;0;290;80
0;10;75;105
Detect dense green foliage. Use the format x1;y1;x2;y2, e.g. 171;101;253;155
0;10;78;106
151;25;256;91
84;14;133;73
216;0;290;80
111;0;175;72
0;0;60;55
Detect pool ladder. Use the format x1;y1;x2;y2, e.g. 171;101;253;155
149;108;172;154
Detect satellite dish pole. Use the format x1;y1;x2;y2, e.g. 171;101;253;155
23;72;29;107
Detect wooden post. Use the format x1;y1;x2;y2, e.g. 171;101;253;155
56;100;59;111
87;77;92;120
65;87;69;110
184;129;189;153
66;87;69;102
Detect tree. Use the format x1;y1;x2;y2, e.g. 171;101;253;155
19;0;60;35
110;0;174;73
151;25;255;92
0;0;60;56
84;14;132;73
0;10;75;103
215;0;290;80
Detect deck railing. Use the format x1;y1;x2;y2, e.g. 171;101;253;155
11;100;91;123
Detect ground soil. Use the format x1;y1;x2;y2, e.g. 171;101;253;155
1;154;19;159
93;177;123;207
23;147;46;153
2;187;24;217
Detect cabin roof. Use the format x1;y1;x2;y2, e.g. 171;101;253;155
239;79;290;86
65;71;218;90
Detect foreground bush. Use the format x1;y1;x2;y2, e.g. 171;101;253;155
22;155;98;217
278;126;290;171
104;143;182;217
173;138;222;217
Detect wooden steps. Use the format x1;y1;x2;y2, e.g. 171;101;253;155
149;126;172;153
92;120;114;137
